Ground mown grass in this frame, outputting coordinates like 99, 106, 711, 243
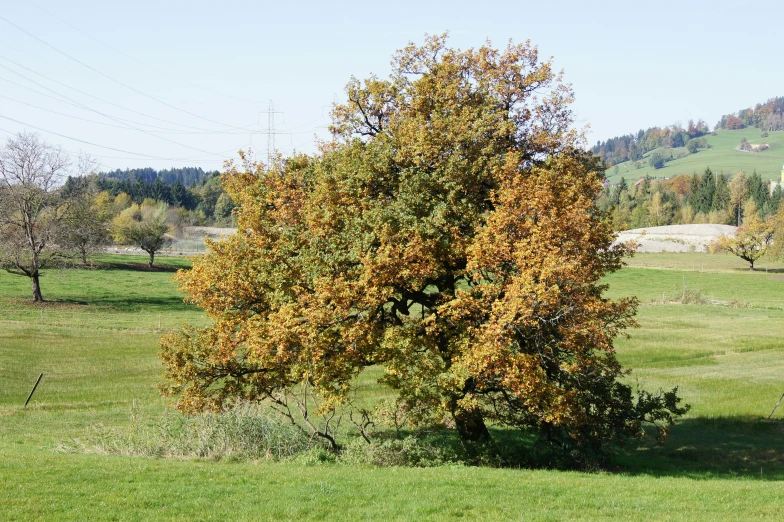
605, 128, 784, 183
1, 252, 784, 520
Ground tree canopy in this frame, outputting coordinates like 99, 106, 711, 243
161, 36, 686, 464
112, 202, 171, 267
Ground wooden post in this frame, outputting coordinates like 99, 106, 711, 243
24, 373, 44, 408
768, 393, 784, 419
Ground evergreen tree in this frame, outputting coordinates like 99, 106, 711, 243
712, 173, 731, 213
770, 184, 783, 216
170, 179, 191, 209
688, 173, 700, 202
694, 168, 715, 214
613, 177, 628, 206
748, 170, 769, 216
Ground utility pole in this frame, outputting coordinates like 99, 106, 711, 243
257, 101, 283, 167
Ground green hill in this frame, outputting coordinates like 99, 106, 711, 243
604, 128, 784, 183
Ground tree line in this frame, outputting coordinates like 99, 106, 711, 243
593, 119, 710, 166
99, 166, 214, 186
597, 168, 780, 231
715, 96, 784, 131
62, 169, 236, 226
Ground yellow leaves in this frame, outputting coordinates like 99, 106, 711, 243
159, 36, 661, 455
712, 210, 774, 269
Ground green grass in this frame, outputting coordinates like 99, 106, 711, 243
2, 253, 784, 520
605, 128, 784, 183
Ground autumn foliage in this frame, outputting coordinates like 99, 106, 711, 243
160, 35, 686, 463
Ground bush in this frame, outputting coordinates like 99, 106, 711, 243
649, 152, 666, 169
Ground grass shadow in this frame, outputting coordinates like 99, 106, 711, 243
615, 417, 784, 480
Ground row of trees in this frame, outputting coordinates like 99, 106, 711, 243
593, 120, 710, 166
63, 171, 236, 226
598, 169, 779, 231
0, 132, 208, 301
715, 96, 784, 131
100, 166, 213, 186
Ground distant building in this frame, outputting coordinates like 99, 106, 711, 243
770, 164, 784, 194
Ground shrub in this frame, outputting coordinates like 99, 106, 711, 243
63, 402, 316, 461
649, 152, 666, 169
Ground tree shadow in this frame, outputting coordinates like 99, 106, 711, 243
615, 417, 784, 480
96, 261, 181, 273
741, 267, 784, 274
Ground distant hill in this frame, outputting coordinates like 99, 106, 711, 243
597, 96, 784, 183
603, 128, 784, 183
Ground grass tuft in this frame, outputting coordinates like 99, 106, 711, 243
61, 402, 316, 461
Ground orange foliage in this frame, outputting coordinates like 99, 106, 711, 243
160, 35, 686, 460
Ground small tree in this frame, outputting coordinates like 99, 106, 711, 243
0, 132, 70, 301
711, 201, 773, 269
58, 159, 112, 265
112, 202, 170, 267
58, 193, 113, 264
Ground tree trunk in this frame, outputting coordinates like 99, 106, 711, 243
31, 273, 43, 302
148, 251, 154, 268
453, 406, 491, 444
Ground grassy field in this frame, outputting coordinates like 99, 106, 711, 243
2, 253, 784, 520
605, 128, 784, 183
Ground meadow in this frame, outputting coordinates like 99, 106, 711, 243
1, 252, 784, 520
604, 128, 784, 183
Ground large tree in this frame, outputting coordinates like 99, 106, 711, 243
161, 36, 685, 462
0, 132, 70, 301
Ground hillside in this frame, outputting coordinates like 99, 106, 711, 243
604, 128, 784, 183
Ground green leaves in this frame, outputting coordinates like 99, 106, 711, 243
161, 36, 686, 464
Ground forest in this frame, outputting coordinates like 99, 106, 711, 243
62, 166, 235, 226
597, 168, 780, 231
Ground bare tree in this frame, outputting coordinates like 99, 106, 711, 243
0, 132, 70, 301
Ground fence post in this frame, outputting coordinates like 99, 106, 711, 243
24, 373, 44, 407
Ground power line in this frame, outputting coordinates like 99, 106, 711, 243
0, 86, 250, 136
0, 113, 235, 161
0, 54, 255, 134
0, 92, 173, 133
25, 0, 266, 107
0, 13, 254, 131
0, 60, 231, 156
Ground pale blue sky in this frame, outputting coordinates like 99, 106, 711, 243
0, 0, 780, 172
